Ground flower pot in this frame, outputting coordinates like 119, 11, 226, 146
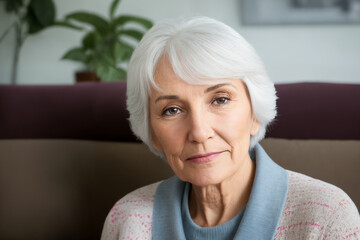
75, 71, 101, 83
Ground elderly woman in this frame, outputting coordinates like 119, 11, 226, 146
101, 17, 360, 239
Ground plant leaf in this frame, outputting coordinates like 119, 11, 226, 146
52, 21, 83, 30
109, 0, 121, 19
85, 54, 96, 68
30, 0, 55, 26
118, 29, 144, 41
66, 12, 110, 34
26, 6, 46, 34
82, 32, 96, 50
96, 62, 126, 81
114, 40, 134, 62
5, 0, 23, 13
82, 31, 103, 50
113, 41, 126, 62
113, 15, 153, 29
62, 47, 88, 63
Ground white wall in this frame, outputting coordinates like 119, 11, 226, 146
1, 0, 360, 85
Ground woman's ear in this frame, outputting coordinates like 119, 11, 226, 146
250, 118, 260, 136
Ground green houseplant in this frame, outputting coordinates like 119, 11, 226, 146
60, 0, 153, 82
0, 0, 59, 84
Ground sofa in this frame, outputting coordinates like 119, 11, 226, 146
0, 82, 359, 240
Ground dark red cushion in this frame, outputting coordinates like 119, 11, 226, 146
0, 82, 359, 141
266, 82, 360, 140
0, 82, 137, 141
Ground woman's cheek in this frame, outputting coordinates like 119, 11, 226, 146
219, 109, 252, 141
160, 120, 185, 152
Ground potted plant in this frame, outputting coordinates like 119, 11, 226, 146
0, 0, 62, 84
59, 0, 153, 82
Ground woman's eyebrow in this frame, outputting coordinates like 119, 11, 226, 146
155, 83, 236, 103
204, 83, 236, 93
155, 95, 179, 103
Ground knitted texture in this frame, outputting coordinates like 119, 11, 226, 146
275, 171, 360, 239
101, 171, 360, 240
101, 182, 160, 240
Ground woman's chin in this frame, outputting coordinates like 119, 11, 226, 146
183, 173, 224, 187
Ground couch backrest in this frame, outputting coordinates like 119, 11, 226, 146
1, 82, 359, 141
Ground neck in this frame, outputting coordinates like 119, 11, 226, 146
188, 155, 255, 227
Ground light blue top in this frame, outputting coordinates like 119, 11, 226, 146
182, 182, 246, 240
152, 144, 288, 240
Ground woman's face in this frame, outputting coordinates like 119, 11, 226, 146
149, 57, 259, 187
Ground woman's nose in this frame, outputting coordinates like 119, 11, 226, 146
187, 110, 214, 144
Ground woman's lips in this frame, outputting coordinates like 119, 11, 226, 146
186, 152, 223, 163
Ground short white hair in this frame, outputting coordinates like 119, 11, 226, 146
127, 16, 277, 158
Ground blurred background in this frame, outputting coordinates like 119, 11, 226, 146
1, 0, 360, 85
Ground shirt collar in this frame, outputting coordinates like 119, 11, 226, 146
152, 144, 288, 240
234, 144, 288, 239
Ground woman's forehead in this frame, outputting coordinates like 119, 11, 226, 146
154, 54, 217, 86
153, 55, 240, 89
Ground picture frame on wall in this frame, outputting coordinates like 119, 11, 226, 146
241, 0, 360, 25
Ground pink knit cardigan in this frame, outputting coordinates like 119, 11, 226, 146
101, 170, 360, 240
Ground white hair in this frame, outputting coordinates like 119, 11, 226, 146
127, 16, 277, 158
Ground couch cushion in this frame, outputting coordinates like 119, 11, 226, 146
0, 82, 136, 142
1, 82, 359, 141
0, 140, 172, 240
267, 82, 360, 140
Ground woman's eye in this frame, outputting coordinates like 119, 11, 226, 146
162, 107, 181, 116
212, 97, 229, 105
